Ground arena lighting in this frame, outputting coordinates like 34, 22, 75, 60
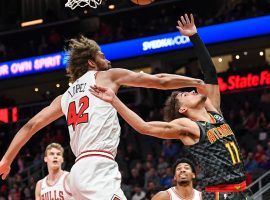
218, 58, 222, 62
21, 19, 43, 27
108, 4, 115, 9
56, 83, 60, 88
236, 55, 240, 59
34, 88, 39, 92
0, 108, 8, 123
12, 107, 18, 122
260, 51, 264, 56
133, 67, 152, 74
0, 107, 18, 123
218, 69, 270, 92
243, 51, 248, 55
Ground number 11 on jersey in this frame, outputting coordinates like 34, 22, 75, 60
225, 141, 241, 165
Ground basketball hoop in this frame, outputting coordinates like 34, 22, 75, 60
65, 0, 102, 10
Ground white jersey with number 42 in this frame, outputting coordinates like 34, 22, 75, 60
61, 71, 121, 157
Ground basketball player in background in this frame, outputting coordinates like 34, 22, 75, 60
89, 14, 253, 199
0, 35, 204, 199
152, 158, 202, 200
35, 143, 73, 200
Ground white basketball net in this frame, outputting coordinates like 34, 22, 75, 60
65, 0, 102, 9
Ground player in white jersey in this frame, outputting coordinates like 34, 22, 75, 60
35, 143, 73, 200
152, 158, 202, 200
0, 36, 204, 199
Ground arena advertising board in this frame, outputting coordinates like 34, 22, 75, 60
101, 14, 270, 60
0, 15, 270, 80
0, 52, 67, 80
218, 68, 270, 93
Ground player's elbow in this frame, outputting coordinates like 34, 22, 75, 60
25, 118, 43, 135
26, 122, 36, 134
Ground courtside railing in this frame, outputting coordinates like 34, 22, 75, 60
247, 170, 270, 200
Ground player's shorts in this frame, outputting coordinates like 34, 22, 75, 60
69, 150, 127, 200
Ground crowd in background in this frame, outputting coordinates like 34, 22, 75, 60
0, 0, 270, 62
1, 86, 270, 199
1, 0, 270, 199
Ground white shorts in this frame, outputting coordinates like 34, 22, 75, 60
69, 150, 127, 200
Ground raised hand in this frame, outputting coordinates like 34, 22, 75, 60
89, 85, 116, 103
0, 160, 11, 180
176, 14, 197, 37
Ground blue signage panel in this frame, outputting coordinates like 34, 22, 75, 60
0, 52, 67, 80
102, 15, 270, 60
0, 15, 270, 80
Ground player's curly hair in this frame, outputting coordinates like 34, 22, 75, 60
66, 35, 100, 83
164, 91, 185, 122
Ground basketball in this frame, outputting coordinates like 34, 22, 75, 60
130, 0, 155, 5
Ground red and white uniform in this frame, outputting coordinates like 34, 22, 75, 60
40, 171, 73, 200
61, 71, 126, 200
167, 187, 202, 200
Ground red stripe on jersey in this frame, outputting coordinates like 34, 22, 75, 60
76, 154, 114, 163
79, 149, 113, 156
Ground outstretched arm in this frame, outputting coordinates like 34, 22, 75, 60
0, 95, 64, 180
177, 14, 221, 113
103, 68, 204, 91
90, 85, 198, 139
